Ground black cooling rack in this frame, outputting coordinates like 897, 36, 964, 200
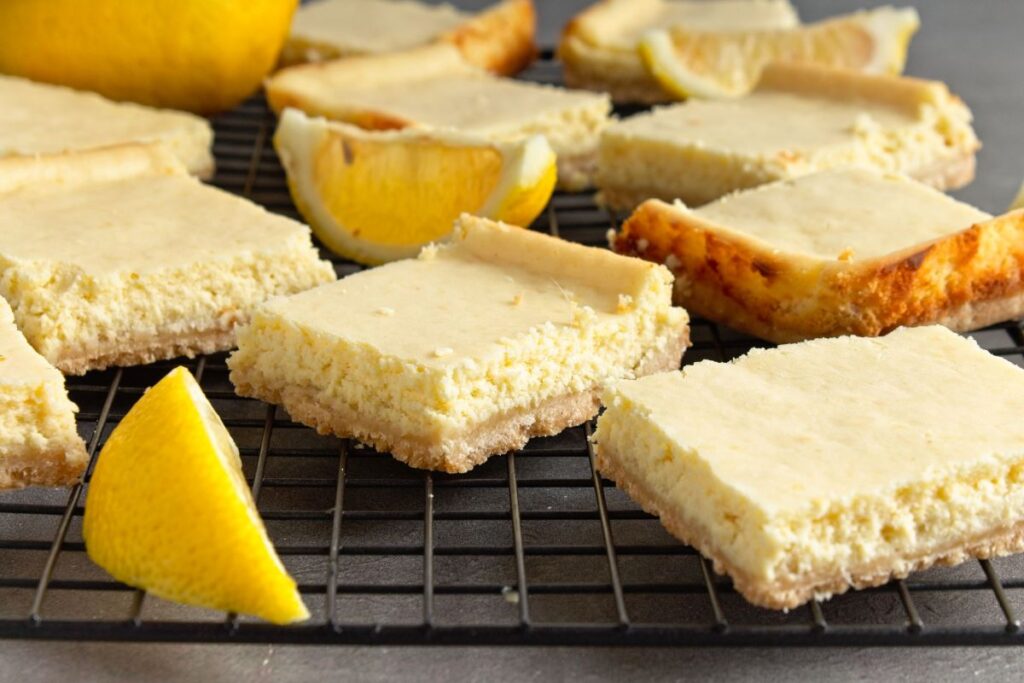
3, 52, 1024, 647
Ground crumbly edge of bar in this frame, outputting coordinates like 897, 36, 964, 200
232, 327, 689, 473
556, 150, 600, 192
52, 324, 239, 375
595, 440, 1024, 610
0, 438, 88, 490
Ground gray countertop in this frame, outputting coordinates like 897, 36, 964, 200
3, 1, 1024, 680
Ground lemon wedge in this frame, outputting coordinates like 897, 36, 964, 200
639, 6, 920, 99
82, 367, 308, 625
274, 108, 557, 265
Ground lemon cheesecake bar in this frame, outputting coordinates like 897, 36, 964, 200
597, 63, 980, 210
559, 0, 799, 103
0, 298, 87, 490
613, 168, 1023, 343
0, 144, 336, 375
267, 44, 611, 190
593, 326, 1024, 609
229, 215, 690, 473
0, 75, 214, 178
282, 0, 536, 76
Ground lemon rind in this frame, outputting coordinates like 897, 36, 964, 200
638, 5, 921, 101
274, 108, 556, 265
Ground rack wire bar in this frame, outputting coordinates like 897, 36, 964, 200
3, 51, 1024, 647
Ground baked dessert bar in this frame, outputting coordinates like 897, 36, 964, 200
597, 62, 980, 210
0, 297, 88, 490
229, 215, 690, 473
593, 325, 1024, 609
282, 0, 536, 76
0, 144, 336, 375
612, 168, 1022, 343
267, 44, 611, 190
559, 0, 798, 103
0, 75, 214, 179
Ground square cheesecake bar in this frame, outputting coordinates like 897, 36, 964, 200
282, 0, 536, 76
593, 326, 1024, 609
0, 75, 213, 178
0, 297, 87, 489
612, 168, 1022, 343
559, 0, 798, 104
229, 215, 690, 473
597, 62, 980, 210
0, 144, 336, 374
266, 43, 611, 190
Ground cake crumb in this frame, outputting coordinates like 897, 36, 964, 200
375, 307, 395, 317
664, 253, 682, 270
418, 243, 439, 261
432, 347, 454, 358
605, 228, 616, 247
837, 248, 856, 262
636, 238, 649, 252
510, 292, 525, 307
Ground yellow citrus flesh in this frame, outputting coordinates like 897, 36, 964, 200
275, 109, 557, 265
639, 7, 920, 99
82, 367, 308, 625
0, 0, 297, 114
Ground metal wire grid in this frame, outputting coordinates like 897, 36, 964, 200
3, 53, 1024, 646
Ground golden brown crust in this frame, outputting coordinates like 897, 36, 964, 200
595, 438, 1024, 610
614, 201, 1024, 343
232, 328, 689, 473
53, 322, 241, 376
441, 0, 537, 76
0, 439, 88, 490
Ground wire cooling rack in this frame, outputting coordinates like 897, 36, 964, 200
3, 52, 1024, 647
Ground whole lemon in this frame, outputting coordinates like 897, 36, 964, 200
0, 0, 298, 114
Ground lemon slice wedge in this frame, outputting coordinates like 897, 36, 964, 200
639, 6, 920, 99
274, 108, 557, 265
83, 367, 308, 625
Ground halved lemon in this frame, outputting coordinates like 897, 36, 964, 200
274, 108, 557, 265
639, 6, 920, 99
83, 367, 308, 625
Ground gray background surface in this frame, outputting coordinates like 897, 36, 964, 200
3, 1, 1024, 681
